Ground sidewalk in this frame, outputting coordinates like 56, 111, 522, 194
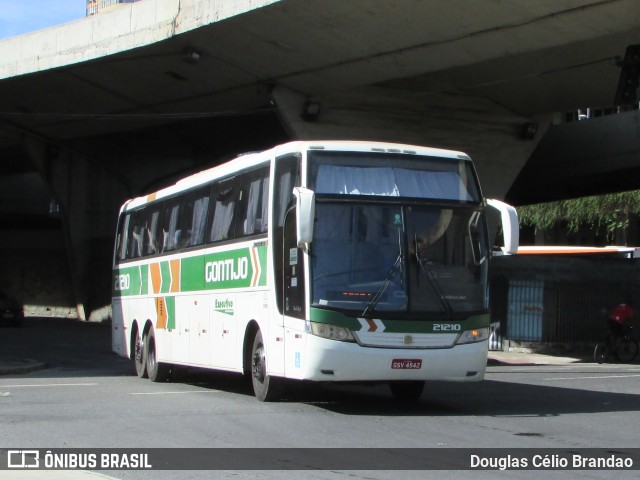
487, 350, 589, 366
0, 358, 48, 375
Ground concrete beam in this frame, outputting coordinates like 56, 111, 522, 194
0, 0, 281, 79
273, 84, 549, 199
509, 109, 640, 204
22, 136, 130, 320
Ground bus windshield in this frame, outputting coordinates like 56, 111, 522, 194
311, 202, 489, 318
309, 150, 480, 202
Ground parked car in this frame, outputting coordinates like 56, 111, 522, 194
0, 291, 23, 327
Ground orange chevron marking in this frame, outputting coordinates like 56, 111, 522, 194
155, 297, 167, 329
366, 318, 377, 332
250, 247, 260, 287
170, 259, 180, 293
150, 262, 161, 295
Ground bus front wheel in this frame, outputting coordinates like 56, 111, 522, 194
251, 330, 283, 402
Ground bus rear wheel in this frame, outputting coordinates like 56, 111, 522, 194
389, 381, 425, 401
133, 327, 147, 378
251, 330, 283, 402
145, 327, 170, 382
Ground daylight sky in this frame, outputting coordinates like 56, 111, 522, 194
0, 1, 86, 40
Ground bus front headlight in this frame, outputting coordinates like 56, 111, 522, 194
311, 323, 355, 342
456, 327, 490, 345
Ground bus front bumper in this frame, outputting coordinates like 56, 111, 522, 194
285, 334, 488, 383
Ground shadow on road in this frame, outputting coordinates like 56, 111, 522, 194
2, 317, 640, 420
0, 317, 131, 377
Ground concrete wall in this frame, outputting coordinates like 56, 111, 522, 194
16, 112, 289, 320
0, 229, 76, 318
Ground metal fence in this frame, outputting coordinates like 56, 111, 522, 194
86, 0, 139, 16
489, 255, 640, 350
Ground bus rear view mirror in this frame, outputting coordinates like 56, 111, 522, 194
293, 187, 315, 247
486, 198, 519, 255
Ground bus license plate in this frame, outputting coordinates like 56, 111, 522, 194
391, 359, 422, 369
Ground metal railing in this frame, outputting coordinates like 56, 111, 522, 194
86, 0, 140, 16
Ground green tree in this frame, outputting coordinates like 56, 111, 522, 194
518, 191, 640, 244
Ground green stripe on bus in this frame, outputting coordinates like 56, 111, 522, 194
182, 245, 268, 291
165, 296, 176, 330
181, 255, 205, 292
140, 265, 148, 295
160, 261, 171, 294
308, 308, 361, 330
114, 245, 268, 297
113, 266, 142, 297
202, 248, 253, 290
309, 308, 490, 333
379, 314, 490, 333
258, 246, 267, 286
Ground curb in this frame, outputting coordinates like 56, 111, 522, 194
0, 359, 49, 375
487, 357, 536, 367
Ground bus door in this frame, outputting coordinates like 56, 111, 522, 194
281, 206, 307, 376
273, 153, 302, 375
283, 208, 306, 323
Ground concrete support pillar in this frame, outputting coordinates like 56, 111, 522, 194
23, 136, 130, 321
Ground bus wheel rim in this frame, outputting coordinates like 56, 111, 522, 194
252, 347, 266, 384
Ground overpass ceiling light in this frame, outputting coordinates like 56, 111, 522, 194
182, 47, 202, 65
520, 122, 538, 140
301, 101, 321, 121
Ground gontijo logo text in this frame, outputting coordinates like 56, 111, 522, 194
205, 257, 248, 283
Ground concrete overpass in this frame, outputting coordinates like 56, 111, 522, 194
0, 0, 638, 319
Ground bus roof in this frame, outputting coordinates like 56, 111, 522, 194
121, 140, 472, 211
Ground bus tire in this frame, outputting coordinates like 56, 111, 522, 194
251, 329, 283, 402
389, 381, 425, 401
145, 327, 170, 382
133, 325, 147, 378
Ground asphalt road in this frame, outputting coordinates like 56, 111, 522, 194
2, 319, 640, 480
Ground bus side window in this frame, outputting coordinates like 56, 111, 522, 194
238, 166, 269, 237
117, 213, 131, 261
176, 196, 194, 249
162, 203, 180, 252
209, 179, 237, 243
145, 208, 161, 256
183, 187, 210, 248
128, 210, 146, 259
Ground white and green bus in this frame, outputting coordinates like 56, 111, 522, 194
112, 140, 517, 401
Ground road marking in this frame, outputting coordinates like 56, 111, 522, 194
0, 392, 10, 396
0, 383, 98, 388
130, 390, 220, 395
544, 374, 640, 381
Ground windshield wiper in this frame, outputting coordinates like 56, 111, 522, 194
414, 233, 453, 319
361, 229, 403, 318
